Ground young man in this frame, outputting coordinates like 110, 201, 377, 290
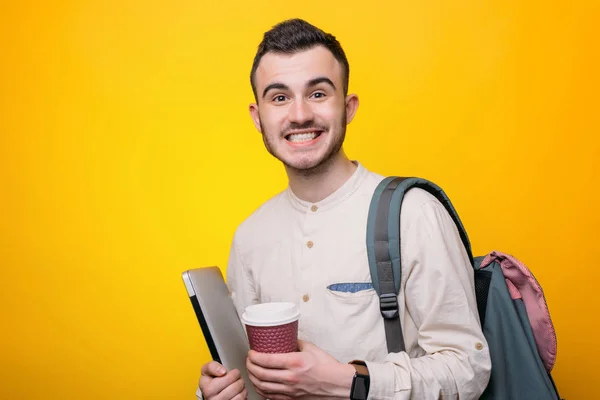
197, 19, 491, 400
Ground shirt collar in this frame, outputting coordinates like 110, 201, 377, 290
286, 161, 369, 213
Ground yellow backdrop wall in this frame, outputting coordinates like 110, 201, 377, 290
1, 0, 597, 398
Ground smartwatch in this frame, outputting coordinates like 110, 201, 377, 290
349, 360, 370, 400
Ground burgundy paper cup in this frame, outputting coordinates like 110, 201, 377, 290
241, 302, 300, 353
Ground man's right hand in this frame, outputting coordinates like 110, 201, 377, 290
199, 361, 248, 400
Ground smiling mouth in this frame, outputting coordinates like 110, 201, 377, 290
285, 131, 323, 143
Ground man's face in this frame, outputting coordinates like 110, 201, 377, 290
249, 45, 358, 174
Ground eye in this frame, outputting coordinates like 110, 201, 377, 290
311, 92, 326, 99
273, 95, 287, 103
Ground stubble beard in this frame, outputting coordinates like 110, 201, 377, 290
260, 110, 347, 178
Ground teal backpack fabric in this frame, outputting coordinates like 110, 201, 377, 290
366, 176, 561, 399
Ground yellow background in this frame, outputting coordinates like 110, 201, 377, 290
1, 0, 598, 398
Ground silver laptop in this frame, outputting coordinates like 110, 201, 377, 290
182, 267, 261, 399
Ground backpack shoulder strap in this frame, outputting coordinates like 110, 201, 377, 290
366, 176, 474, 353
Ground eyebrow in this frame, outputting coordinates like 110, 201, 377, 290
261, 76, 337, 99
262, 83, 289, 99
307, 76, 336, 91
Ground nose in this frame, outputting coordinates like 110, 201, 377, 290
288, 98, 314, 124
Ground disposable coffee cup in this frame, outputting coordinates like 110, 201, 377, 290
241, 302, 300, 353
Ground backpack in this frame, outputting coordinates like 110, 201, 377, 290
366, 176, 562, 399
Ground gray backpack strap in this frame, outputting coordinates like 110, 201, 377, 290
367, 176, 474, 354
366, 177, 407, 353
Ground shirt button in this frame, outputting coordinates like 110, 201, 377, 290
306, 240, 314, 248
302, 294, 310, 302
475, 342, 484, 351
311, 205, 318, 212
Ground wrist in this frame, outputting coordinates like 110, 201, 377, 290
322, 362, 356, 398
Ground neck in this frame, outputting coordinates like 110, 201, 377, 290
285, 151, 357, 203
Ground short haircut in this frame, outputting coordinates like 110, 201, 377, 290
250, 18, 350, 102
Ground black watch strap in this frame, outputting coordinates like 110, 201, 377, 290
349, 360, 370, 400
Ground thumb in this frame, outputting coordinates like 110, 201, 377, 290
297, 339, 314, 352
202, 361, 227, 377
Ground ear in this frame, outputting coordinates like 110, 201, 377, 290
344, 94, 359, 124
249, 103, 262, 133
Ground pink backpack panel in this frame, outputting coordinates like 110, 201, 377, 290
481, 250, 557, 372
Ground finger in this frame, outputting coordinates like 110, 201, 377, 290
246, 358, 295, 385
198, 375, 212, 392
253, 387, 292, 400
247, 370, 259, 387
247, 371, 267, 397
252, 379, 294, 397
247, 370, 294, 397
254, 387, 269, 399
296, 340, 313, 351
231, 386, 248, 400
214, 377, 245, 400
201, 369, 241, 398
254, 385, 294, 400
248, 350, 300, 369
265, 394, 293, 400
202, 361, 227, 377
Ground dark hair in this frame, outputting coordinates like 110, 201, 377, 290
250, 18, 350, 102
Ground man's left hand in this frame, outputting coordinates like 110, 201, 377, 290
246, 340, 356, 399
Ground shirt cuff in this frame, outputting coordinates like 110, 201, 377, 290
196, 386, 203, 400
364, 360, 395, 400
365, 352, 413, 400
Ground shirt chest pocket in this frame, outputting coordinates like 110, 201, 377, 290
326, 282, 375, 298
321, 280, 382, 359
324, 280, 378, 318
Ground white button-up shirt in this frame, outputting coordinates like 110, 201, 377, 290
213, 162, 491, 399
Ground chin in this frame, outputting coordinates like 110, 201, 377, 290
283, 154, 338, 175
268, 138, 342, 174
282, 152, 323, 168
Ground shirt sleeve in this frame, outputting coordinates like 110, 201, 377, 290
365, 199, 492, 400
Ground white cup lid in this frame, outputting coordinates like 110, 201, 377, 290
241, 302, 300, 327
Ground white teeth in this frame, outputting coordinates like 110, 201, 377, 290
287, 132, 318, 143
